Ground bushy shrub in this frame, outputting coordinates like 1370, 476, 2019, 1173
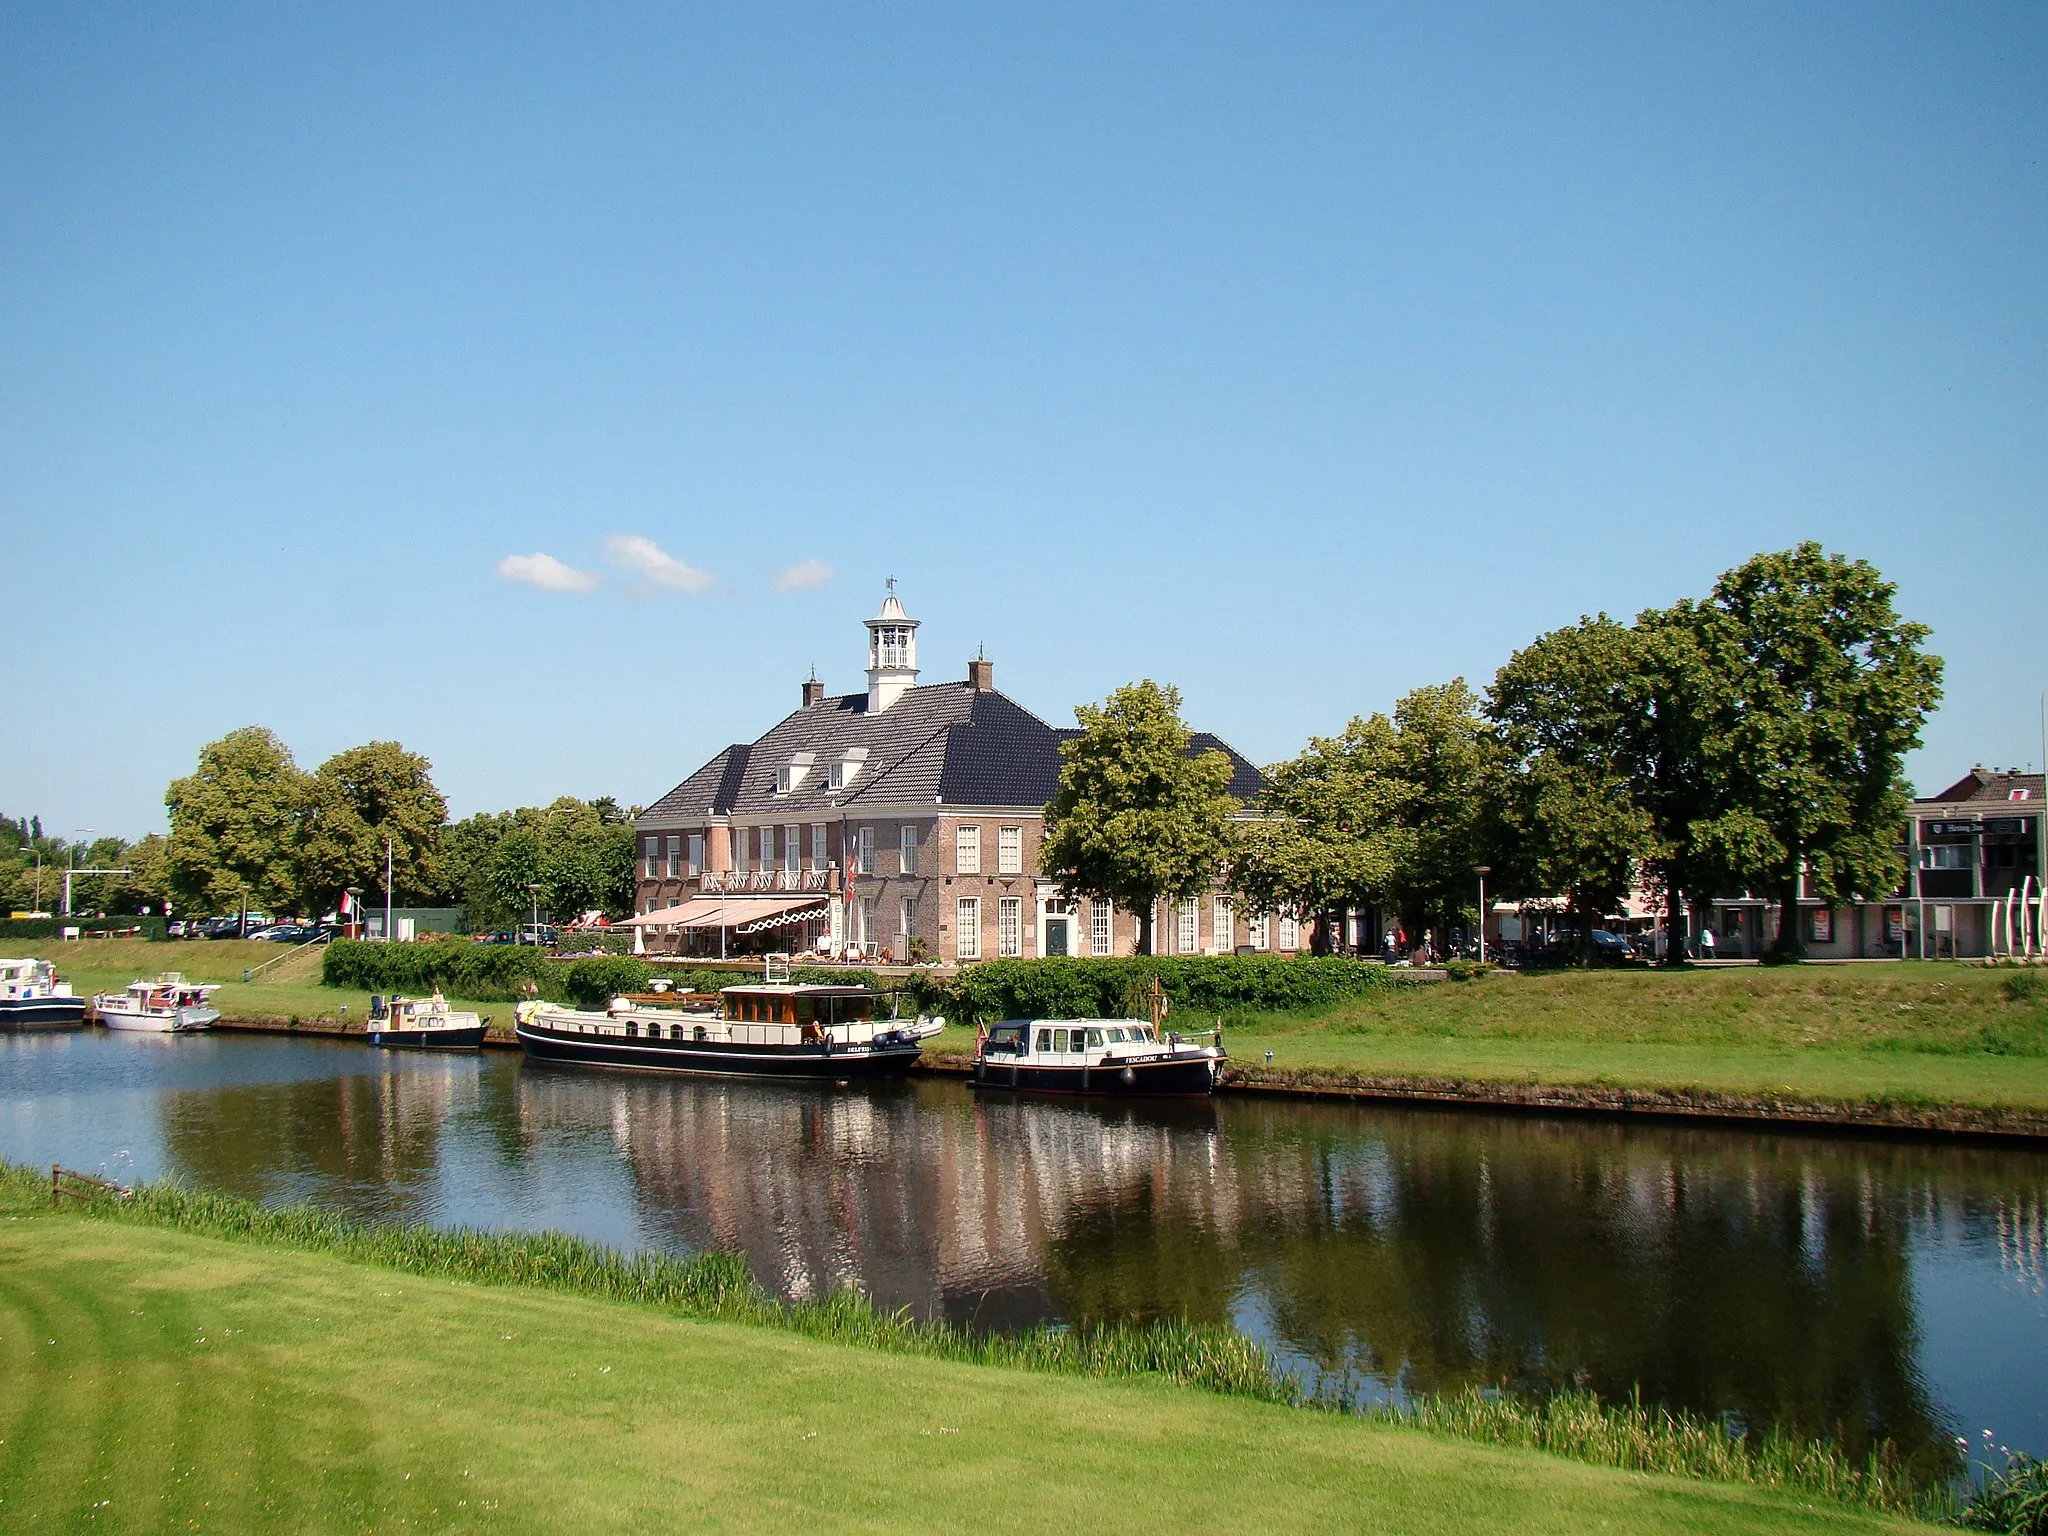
900, 955, 1400, 1026
0, 916, 169, 941
563, 957, 653, 1008
2005, 969, 2044, 1005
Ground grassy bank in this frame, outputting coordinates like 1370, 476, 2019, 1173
0, 1165, 1935, 1534
13, 937, 508, 1026
927, 963, 2048, 1113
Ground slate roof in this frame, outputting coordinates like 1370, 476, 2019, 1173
638, 683, 1265, 828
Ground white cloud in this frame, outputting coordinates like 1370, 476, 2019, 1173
496, 552, 602, 593
605, 534, 715, 594
773, 559, 836, 593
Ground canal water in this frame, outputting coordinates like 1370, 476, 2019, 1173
4, 1030, 2044, 1480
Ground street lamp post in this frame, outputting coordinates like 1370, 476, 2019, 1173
1475, 866, 1491, 965
63, 829, 92, 918
528, 883, 544, 945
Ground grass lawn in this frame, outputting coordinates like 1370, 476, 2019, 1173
15, 937, 509, 1027
929, 962, 2048, 1111
0, 1185, 1931, 1536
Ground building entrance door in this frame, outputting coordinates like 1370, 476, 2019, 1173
1044, 916, 1070, 956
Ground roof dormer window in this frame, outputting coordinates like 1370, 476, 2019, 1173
827, 747, 868, 791
776, 752, 816, 795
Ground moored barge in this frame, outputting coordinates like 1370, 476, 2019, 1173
512, 962, 940, 1082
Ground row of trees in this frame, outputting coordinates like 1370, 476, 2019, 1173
0, 816, 169, 918
1042, 544, 1944, 962
9, 729, 637, 928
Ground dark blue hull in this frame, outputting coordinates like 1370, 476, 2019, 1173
0, 996, 88, 1030
367, 1025, 487, 1050
514, 1020, 922, 1082
969, 1054, 1221, 1097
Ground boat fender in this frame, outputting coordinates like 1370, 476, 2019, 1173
1120, 1066, 1136, 1086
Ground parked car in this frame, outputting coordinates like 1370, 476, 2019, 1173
249, 923, 321, 943
1589, 929, 1636, 964
205, 914, 267, 939
471, 931, 517, 946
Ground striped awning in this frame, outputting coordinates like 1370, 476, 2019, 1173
622, 895, 829, 930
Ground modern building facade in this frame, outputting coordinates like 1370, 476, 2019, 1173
1704, 767, 2043, 960
630, 591, 1269, 963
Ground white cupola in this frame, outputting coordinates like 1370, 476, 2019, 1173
864, 582, 920, 712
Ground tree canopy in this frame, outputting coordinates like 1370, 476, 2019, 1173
1040, 680, 1241, 955
1688, 544, 1943, 959
165, 727, 306, 917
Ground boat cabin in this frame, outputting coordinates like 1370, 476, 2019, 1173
982, 1020, 1162, 1061
721, 985, 877, 1027
0, 959, 64, 999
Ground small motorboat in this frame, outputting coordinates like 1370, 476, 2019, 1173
95, 974, 221, 1033
366, 993, 488, 1050
0, 958, 88, 1030
969, 1019, 1225, 1096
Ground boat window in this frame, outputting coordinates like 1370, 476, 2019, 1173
1086, 1028, 1104, 1049
648, 1023, 663, 1041
1035, 1029, 1054, 1053
793, 996, 816, 1025
987, 1024, 1025, 1055
1053, 1027, 1070, 1053
694, 1024, 708, 1042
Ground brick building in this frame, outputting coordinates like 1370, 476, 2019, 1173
629, 590, 1269, 963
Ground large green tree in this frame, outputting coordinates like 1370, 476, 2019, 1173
1231, 714, 1406, 930
1040, 681, 1241, 955
443, 798, 637, 929
1488, 613, 1715, 962
1687, 544, 1943, 961
165, 728, 307, 918
296, 741, 448, 917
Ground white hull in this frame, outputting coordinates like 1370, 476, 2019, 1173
98, 1004, 218, 1033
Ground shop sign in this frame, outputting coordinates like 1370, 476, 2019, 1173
1924, 820, 1983, 837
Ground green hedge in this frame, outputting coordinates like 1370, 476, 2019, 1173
899, 955, 1401, 1026
0, 916, 168, 941
322, 939, 560, 1001
322, 940, 881, 1005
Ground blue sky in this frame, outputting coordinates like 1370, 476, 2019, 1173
3, 3, 2042, 838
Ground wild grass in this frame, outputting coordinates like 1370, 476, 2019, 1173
1952, 1451, 2048, 1533
1366, 1384, 1923, 1516
1, 1157, 1942, 1516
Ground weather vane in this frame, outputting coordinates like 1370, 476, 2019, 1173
886, 575, 897, 593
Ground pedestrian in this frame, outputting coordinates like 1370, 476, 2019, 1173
1699, 925, 1717, 961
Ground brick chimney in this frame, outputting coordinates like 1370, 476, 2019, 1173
802, 677, 825, 707
967, 655, 993, 691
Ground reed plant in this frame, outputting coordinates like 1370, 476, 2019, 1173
1364, 1384, 1923, 1515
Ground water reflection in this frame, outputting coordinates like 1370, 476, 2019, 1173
3, 1031, 2045, 1477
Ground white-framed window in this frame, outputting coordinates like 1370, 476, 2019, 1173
856, 826, 875, 875
687, 833, 704, 876
1090, 900, 1113, 957
660, 835, 676, 878
784, 826, 800, 874
1248, 914, 1269, 951
998, 826, 1023, 874
811, 824, 827, 866
1212, 897, 1233, 953
644, 836, 659, 878
998, 896, 1023, 957
731, 832, 747, 875
956, 825, 981, 875
760, 826, 776, 870
956, 897, 981, 960
857, 897, 877, 952
900, 825, 917, 873
899, 896, 917, 944
1177, 898, 1199, 954
1277, 915, 1301, 950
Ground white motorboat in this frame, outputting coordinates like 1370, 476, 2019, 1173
94, 974, 222, 1033
0, 958, 87, 1030
366, 993, 487, 1050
